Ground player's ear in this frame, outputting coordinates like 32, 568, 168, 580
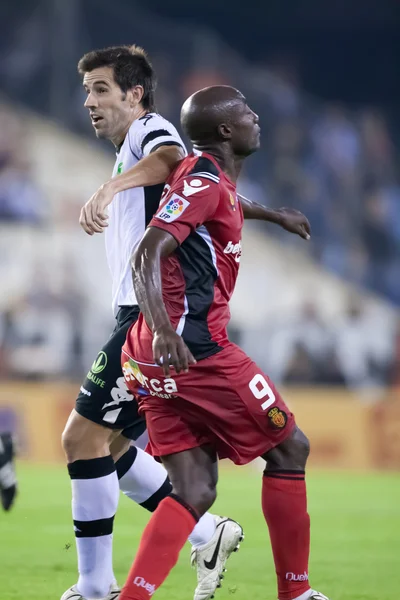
218, 123, 232, 140
127, 85, 144, 107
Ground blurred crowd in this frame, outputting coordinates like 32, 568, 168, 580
255, 64, 400, 305
239, 298, 400, 391
0, 261, 87, 381
0, 108, 46, 224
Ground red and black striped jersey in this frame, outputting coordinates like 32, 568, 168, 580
132, 151, 243, 361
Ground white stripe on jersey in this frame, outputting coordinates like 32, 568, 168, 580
176, 295, 189, 336
196, 225, 219, 274
188, 171, 220, 183
142, 135, 183, 154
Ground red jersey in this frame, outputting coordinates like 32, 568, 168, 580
130, 151, 243, 362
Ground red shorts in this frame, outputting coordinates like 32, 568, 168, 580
121, 342, 295, 465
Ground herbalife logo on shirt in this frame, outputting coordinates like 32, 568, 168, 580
86, 351, 108, 389
91, 351, 108, 374
117, 162, 123, 174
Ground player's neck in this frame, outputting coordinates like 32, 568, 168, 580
110, 106, 149, 149
194, 145, 243, 183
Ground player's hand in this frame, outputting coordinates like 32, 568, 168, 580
152, 325, 197, 377
276, 207, 311, 240
79, 182, 115, 235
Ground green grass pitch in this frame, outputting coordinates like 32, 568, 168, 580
0, 464, 399, 599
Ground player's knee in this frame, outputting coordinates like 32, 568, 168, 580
191, 484, 216, 515
263, 426, 310, 471
62, 411, 112, 463
282, 427, 310, 469
61, 424, 90, 463
289, 428, 310, 467
61, 423, 78, 461
175, 481, 217, 516
196, 482, 217, 515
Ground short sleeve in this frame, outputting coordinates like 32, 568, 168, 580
149, 176, 220, 245
128, 114, 186, 158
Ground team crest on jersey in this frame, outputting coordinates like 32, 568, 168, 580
155, 193, 190, 223
267, 407, 287, 429
229, 193, 236, 211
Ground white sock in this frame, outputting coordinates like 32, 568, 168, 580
117, 446, 170, 506
189, 511, 217, 548
68, 455, 119, 599
116, 446, 217, 547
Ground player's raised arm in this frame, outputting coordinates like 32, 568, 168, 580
111, 144, 185, 192
80, 144, 185, 235
238, 194, 311, 240
80, 145, 184, 234
131, 227, 196, 377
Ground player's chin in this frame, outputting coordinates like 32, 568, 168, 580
92, 122, 107, 138
94, 128, 107, 139
247, 140, 260, 155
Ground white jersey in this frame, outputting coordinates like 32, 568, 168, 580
105, 113, 186, 315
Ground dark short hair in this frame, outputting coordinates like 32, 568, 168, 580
78, 45, 156, 111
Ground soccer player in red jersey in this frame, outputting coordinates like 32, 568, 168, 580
120, 85, 329, 600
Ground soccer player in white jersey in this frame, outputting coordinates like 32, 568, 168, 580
61, 46, 245, 600
61, 45, 311, 600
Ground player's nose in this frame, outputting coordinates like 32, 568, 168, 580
84, 91, 98, 109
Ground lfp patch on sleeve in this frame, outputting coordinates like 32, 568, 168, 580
155, 193, 190, 223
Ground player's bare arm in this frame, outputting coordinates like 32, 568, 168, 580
238, 194, 311, 240
80, 144, 185, 235
131, 226, 196, 376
